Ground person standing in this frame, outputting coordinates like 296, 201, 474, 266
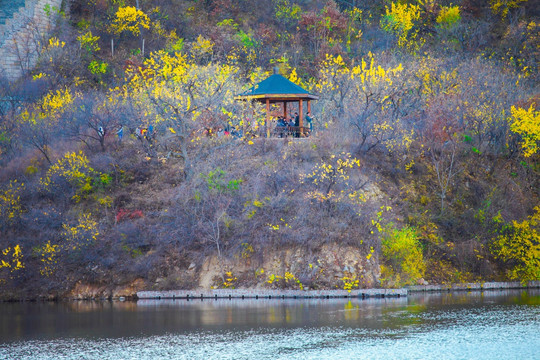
288, 117, 295, 127
306, 112, 313, 132
294, 112, 300, 138
116, 126, 124, 143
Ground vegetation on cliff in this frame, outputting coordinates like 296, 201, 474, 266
0, 0, 538, 298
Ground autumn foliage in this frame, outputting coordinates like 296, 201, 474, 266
0, 0, 538, 298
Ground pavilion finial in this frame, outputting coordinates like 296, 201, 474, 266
273, 66, 280, 75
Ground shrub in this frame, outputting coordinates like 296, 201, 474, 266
110, 6, 150, 36
509, 104, 540, 158
62, 212, 99, 249
0, 245, 25, 283
33, 241, 60, 277
436, 6, 461, 29
381, 224, 426, 286
380, 2, 423, 51
491, 207, 540, 281
0, 180, 25, 226
40, 151, 111, 202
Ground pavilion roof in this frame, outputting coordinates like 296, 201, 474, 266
236, 73, 318, 101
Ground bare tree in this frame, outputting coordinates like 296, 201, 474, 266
63, 92, 124, 151
429, 138, 460, 215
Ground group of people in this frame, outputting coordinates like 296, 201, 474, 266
203, 125, 243, 138
135, 125, 154, 142
275, 112, 314, 137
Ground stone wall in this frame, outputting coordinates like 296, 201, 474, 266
0, 0, 64, 81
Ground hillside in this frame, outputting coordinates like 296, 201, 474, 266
0, 0, 538, 300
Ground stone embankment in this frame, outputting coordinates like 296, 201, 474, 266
137, 281, 540, 300
137, 288, 407, 300
0, 0, 63, 81
407, 280, 540, 292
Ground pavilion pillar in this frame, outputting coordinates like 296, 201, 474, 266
283, 101, 287, 119
307, 100, 311, 114
299, 100, 304, 136
266, 98, 270, 138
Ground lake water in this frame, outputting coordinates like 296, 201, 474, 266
1, 290, 539, 359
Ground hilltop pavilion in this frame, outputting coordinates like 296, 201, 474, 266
235, 68, 318, 137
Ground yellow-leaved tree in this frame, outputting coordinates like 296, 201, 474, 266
32, 212, 99, 278
127, 50, 246, 177
300, 152, 365, 211
316, 53, 414, 153
0, 245, 24, 284
19, 88, 76, 164
380, 225, 426, 287
0, 180, 25, 228
380, 2, 424, 53
510, 104, 540, 158
40, 151, 110, 203
110, 6, 150, 36
492, 207, 540, 281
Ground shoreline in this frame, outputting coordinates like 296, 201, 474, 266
1, 281, 538, 302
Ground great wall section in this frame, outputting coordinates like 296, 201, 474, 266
0, 0, 64, 81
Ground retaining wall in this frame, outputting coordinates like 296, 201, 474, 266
407, 280, 540, 292
137, 281, 540, 300
0, 0, 63, 81
137, 288, 407, 300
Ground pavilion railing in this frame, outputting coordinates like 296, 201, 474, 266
272, 126, 311, 138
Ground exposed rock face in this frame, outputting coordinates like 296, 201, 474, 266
197, 243, 379, 290
66, 244, 379, 299
68, 278, 146, 300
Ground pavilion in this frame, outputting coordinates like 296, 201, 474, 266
235, 68, 318, 137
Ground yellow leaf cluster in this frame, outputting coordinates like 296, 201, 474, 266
490, 0, 528, 19
381, 2, 423, 51
303, 152, 360, 183
492, 206, 540, 281
39, 88, 75, 120
40, 151, 92, 190
0, 245, 24, 274
301, 153, 366, 208
510, 104, 540, 157
128, 50, 241, 131
317, 53, 403, 93
110, 6, 150, 36
223, 271, 238, 288
77, 31, 100, 53
47, 37, 65, 50
381, 225, 425, 286
35, 240, 59, 277
341, 275, 359, 292
267, 271, 304, 290
62, 212, 99, 249
436, 5, 461, 29
0, 180, 24, 221
191, 35, 214, 59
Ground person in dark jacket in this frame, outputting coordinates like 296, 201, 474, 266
294, 112, 300, 137
305, 112, 313, 132
288, 117, 295, 127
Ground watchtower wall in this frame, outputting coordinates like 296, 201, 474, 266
0, 0, 64, 81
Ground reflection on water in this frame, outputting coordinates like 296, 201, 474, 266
0, 289, 539, 359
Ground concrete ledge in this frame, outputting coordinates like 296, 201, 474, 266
137, 281, 540, 300
408, 281, 540, 293
137, 288, 407, 300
